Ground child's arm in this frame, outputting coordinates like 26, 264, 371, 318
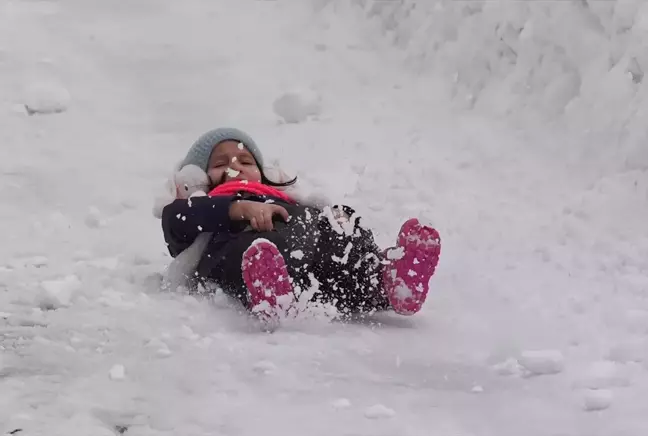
161, 196, 235, 255
161, 196, 291, 256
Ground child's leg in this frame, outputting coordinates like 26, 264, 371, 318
208, 230, 291, 307
204, 204, 320, 312
310, 207, 442, 316
241, 237, 295, 320
311, 206, 391, 315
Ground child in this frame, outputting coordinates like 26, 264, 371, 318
158, 127, 441, 321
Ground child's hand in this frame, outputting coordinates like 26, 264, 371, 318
229, 200, 290, 232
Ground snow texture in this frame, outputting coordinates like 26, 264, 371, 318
392, 282, 413, 301
23, 81, 71, 115
331, 398, 352, 409
1, 0, 647, 435
517, 349, 565, 376
109, 364, 126, 381
583, 389, 613, 412
272, 88, 322, 124
364, 404, 396, 420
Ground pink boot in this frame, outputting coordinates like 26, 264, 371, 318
241, 238, 295, 322
383, 218, 441, 315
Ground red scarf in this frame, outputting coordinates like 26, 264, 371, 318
208, 180, 296, 204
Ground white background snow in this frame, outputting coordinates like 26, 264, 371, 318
1, 0, 647, 434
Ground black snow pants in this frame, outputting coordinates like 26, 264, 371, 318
200, 203, 391, 315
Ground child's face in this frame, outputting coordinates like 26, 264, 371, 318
207, 140, 262, 186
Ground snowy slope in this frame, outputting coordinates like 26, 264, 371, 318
332, 0, 648, 177
1, 0, 647, 435
339, 1, 647, 126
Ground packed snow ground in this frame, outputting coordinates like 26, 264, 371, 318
1, 0, 647, 435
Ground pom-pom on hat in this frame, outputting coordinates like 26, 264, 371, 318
181, 127, 264, 172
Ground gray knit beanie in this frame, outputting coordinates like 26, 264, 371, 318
180, 127, 263, 172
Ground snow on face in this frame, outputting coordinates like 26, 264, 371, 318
207, 140, 261, 184
225, 167, 240, 178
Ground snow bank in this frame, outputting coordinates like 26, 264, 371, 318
320, 0, 648, 169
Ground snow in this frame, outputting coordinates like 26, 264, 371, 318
583, 389, 614, 412
144, 338, 171, 358
331, 242, 353, 264
85, 206, 107, 228
38, 274, 82, 309
577, 360, 632, 390
331, 398, 352, 409
225, 167, 240, 178
392, 282, 413, 301
1, 0, 647, 435
364, 404, 396, 420
272, 88, 322, 124
23, 81, 71, 115
252, 360, 277, 375
109, 364, 126, 381
517, 349, 565, 376
386, 246, 405, 260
